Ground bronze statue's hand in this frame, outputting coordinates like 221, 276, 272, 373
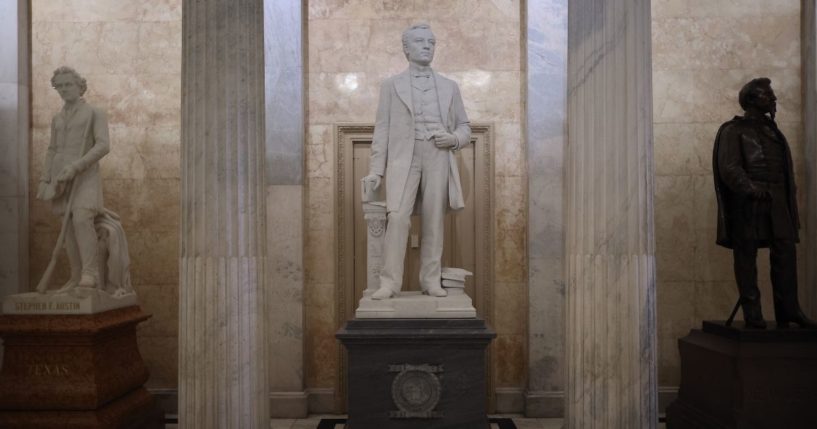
57, 164, 79, 182
749, 189, 771, 200
433, 132, 457, 149
363, 174, 382, 191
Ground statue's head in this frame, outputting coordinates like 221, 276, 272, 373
739, 77, 777, 118
402, 23, 435, 66
51, 66, 87, 103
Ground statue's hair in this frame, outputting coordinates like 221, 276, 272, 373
402, 23, 433, 46
738, 77, 772, 111
51, 66, 87, 96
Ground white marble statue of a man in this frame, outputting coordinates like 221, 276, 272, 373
362, 24, 471, 300
37, 66, 110, 290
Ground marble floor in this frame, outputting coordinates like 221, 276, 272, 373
269, 416, 563, 429
167, 415, 668, 428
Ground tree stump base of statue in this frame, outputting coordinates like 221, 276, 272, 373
666, 321, 817, 429
336, 318, 495, 429
0, 305, 163, 429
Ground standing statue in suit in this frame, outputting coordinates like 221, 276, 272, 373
362, 23, 471, 300
713, 77, 815, 329
37, 66, 110, 291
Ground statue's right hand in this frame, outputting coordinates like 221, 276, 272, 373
362, 174, 382, 191
749, 188, 771, 200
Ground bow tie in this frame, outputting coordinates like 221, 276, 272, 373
414, 74, 431, 78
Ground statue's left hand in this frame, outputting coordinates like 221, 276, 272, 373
57, 164, 79, 182
433, 132, 457, 149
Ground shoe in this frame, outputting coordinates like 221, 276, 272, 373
742, 301, 766, 329
778, 310, 817, 329
78, 273, 96, 288
424, 287, 447, 297
371, 287, 394, 300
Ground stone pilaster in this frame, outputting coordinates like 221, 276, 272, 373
264, 0, 306, 417
565, 0, 657, 427
525, 0, 568, 417
0, 0, 29, 299
179, 0, 269, 427
802, 0, 817, 318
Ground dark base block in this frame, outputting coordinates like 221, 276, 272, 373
336, 318, 495, 429
666, 321, 817, 429
0, 387, 163, 429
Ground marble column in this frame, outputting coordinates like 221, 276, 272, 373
565, 0, 657, 427
264, 0, 307, 418
525, 0, 568, 417
0, 0, 29, 300
802, 0, 817, 318
179, 0, 269, 427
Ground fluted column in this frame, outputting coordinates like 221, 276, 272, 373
565, 0, 657, 427
179, 1, 268, 427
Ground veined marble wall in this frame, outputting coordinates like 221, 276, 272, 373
305, 0, 527, 406
652, 0, 804, 393
29, 0, 182, 390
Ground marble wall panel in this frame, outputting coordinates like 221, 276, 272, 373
265, 0, 303, 185
653, 0, 799, 19
308, 0, 520, 22
30, 0, 182, 390
267, 185, 306, 392
657, 281, 695, 386
305, 0, 526, 405
655, 176, 695, 283
652, 0, 803, 396
653, 15, 800, 71
493, 282, 527, 335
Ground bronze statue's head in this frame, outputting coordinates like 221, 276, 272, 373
402, 23, 435, 66
739, 77, 777, 118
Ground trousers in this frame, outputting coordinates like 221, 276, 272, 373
379, 138, 449, 292
62, 207, 99, 282
733, 238, 799, 321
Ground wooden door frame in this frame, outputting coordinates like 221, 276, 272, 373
333, 123, 495, 412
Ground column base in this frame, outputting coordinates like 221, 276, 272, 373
666, 321, 817, 429
270, 391, 308, 418
336, 318, 495, 429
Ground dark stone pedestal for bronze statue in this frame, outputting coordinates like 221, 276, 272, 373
0, 306, 163, 428
336, 318, 495, 429
666, 321, 817, 429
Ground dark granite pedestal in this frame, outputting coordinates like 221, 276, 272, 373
336, 318, 495, 429
666, 321, 817, 429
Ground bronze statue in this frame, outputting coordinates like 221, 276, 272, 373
713, 77, 815, 329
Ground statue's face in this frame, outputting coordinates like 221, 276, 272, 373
403, 28, 435, 66
53, 74, 81, 103
753, 85, 777, 116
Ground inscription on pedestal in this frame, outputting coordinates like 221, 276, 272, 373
15, 301, 81, 312
28, 364, 70, 377
388, 364, 443, 419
